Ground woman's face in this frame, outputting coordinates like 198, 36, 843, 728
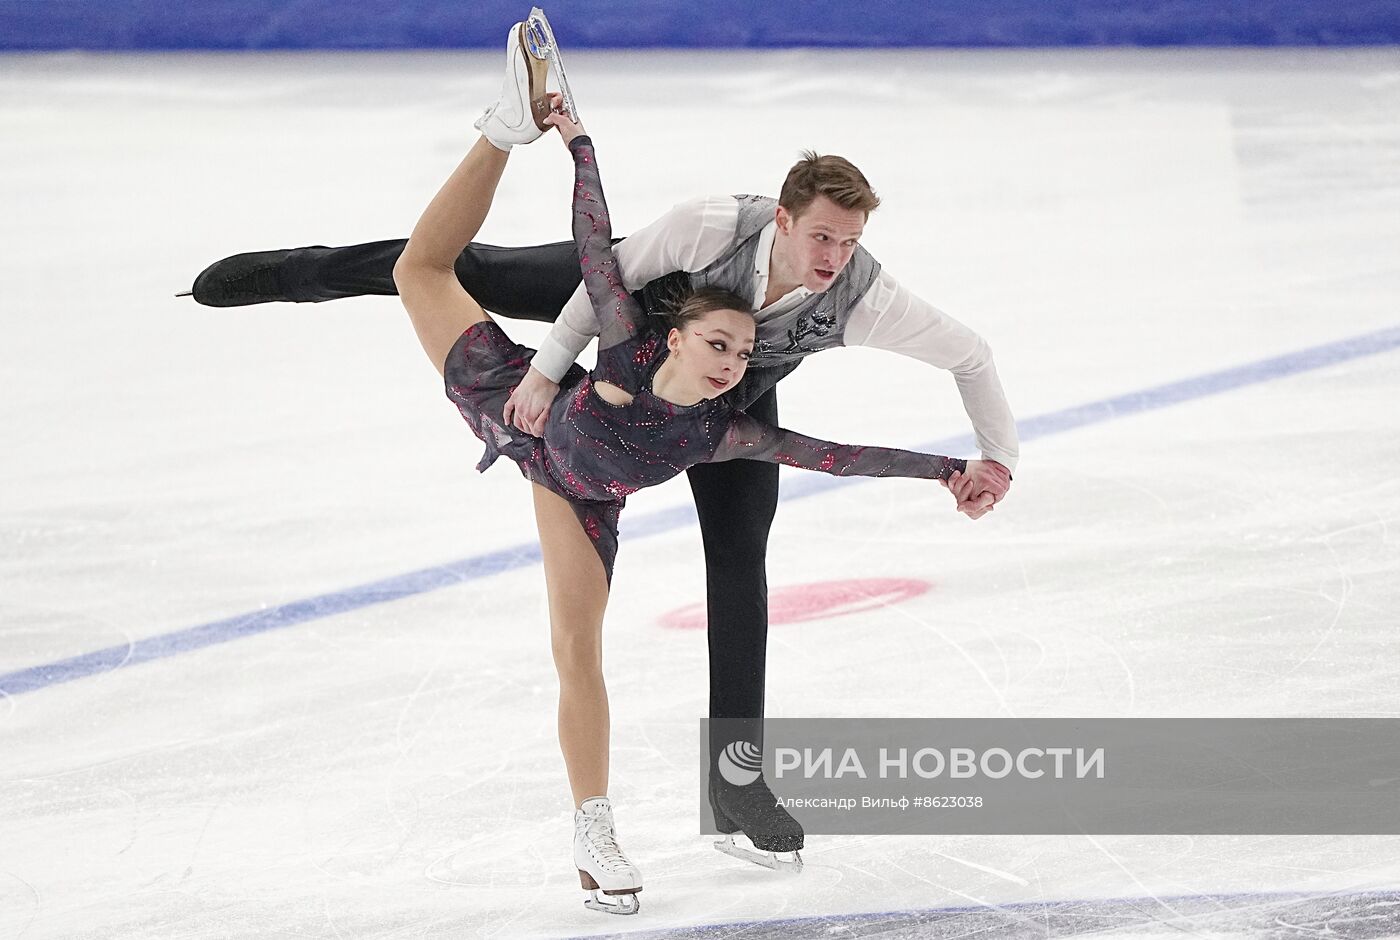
667, 308, 755, 400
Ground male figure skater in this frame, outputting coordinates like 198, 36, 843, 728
182, 24, 1017, 869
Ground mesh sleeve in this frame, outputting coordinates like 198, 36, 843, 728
710, 413, 967, 481
569, 136, 645, 353
726, 361, 801, 413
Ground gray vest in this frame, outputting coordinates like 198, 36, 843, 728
654, 195, 881, 370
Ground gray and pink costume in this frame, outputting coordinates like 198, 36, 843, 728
443, 136, 966, 581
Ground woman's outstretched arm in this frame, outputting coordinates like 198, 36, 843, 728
710, 414, 1010, 518
393, 136, 509, 377
544, 112, 647, 353
709, 413, 1010, 493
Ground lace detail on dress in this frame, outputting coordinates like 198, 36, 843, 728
569, 136, 645, 368
711, 413, 966, 481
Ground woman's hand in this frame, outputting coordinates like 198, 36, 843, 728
542, 93, 586, 146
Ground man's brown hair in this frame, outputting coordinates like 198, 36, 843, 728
778, 151, 881, 219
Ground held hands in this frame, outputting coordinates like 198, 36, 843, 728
542, 93, 585, 145
939, 459, 1012, 521
502, 366, 561, 437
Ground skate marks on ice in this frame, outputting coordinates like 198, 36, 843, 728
0, 871, 41, 940
569, 889, 1400, 939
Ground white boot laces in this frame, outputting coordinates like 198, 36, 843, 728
581, 813, 630, 872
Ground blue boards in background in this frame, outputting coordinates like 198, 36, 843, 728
3, 0, 1400, 51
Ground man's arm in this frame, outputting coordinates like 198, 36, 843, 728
845, 271, 1020, 477
504, 195, 737, 434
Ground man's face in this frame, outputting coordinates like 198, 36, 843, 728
774, 195, 867, 294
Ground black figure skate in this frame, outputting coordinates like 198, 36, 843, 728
710, 773, 805, 873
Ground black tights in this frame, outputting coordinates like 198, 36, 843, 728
279, 239, 777, 756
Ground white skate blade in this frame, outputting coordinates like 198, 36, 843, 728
583, 889, 640, 914
525, 7, 579, 121
713, 834, 804, 873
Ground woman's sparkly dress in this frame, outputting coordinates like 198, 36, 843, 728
443, 136, 967, 580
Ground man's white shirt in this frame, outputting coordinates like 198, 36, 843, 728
530, 195, 1020, 472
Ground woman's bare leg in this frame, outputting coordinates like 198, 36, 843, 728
532, 483, 612, 807
393, 136, 511, 376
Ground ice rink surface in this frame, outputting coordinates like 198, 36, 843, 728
3, 45, 1400, 938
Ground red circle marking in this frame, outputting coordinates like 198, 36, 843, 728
659, 578, 931, 630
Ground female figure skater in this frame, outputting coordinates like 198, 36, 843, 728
392, 38, 1009, 916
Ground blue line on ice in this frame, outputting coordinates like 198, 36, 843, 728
5, 323, 1399, 697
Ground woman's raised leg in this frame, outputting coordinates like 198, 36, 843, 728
393, 136, 510, 376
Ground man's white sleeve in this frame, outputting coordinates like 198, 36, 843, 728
845, 270, 1020, 473
530, 196, 736, 383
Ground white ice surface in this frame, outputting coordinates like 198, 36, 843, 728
2, 47, 1400, 938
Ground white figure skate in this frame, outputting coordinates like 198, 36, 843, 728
473, 21, 552, 149
574, 796, 642, 915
